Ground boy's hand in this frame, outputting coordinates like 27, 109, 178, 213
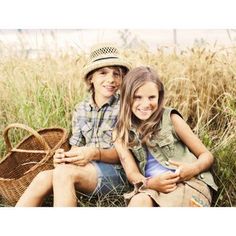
61, 147, 97, 166
169, 160, 198, 181
53, 149, 65, 167
147, 171, 180, 193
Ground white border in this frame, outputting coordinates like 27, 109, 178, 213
0, 208, 235, 236
1, 0, 236, 28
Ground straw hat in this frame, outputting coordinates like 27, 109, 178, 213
81, 43, 131, 80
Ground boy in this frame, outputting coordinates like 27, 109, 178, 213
16, 43, 131, 207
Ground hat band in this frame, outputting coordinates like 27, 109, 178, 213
93, 56, 119, 62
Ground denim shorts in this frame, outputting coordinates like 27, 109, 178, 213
90, 161, 129, 197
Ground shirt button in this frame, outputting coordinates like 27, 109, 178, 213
165, 161, 169, 166
200, 174, 204, 179
153, 148, 157, 152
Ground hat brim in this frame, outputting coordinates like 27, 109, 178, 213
81, 58, 131, 80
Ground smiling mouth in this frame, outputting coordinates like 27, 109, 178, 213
138, 108, 151, 111
104, 85, 116, 91
138, 109, 152, 114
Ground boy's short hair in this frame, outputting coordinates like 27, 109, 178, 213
81, 43, 131, 81
86, 66, 127, 93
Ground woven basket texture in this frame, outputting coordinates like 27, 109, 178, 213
0, 124, 70, 206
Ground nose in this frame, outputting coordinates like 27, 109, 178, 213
141, 98, 151, 107
105, 73, 114, 82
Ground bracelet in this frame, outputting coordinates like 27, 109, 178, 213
143, 177, 150, 187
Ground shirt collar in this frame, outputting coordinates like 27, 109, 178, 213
85, 93, 119, 111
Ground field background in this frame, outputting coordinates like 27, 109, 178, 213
0, 29, 235, 207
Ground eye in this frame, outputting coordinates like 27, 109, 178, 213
97, 69, 107, 75
113, 72, 120, 77
149, 95, 157, 100
134, 95, 142, 100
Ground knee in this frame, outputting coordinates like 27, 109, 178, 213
31, 170, 52, 186
128, 193, 153, 207
53, 165, 77, 184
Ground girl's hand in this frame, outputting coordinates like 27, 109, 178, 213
61, 147, 97, 166
53, 148, 66, 167
169, 160, 199, 181
148, 171, 180, 193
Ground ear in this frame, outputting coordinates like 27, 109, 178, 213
86, 73, 94, 85
88, 78, 93, 85
90, 76, 94, 84
85, 76, 93, 88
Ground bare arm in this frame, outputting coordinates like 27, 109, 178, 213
114, 140, 146, 184
60, 145, 120, 165
169, 113, 214, 180
114, 140, 181, 192
97, 147, 120, 164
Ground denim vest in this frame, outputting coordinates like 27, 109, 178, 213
129, 108, 218, 191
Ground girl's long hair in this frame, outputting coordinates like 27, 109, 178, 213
115, 66, 164, 147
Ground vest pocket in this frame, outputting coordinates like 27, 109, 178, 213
156, 133, 175, 158
131, 146, 145, 162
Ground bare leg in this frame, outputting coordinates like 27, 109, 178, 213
16, 170, 53, 207
128, 193, 154, 207
53, 163, 98, 207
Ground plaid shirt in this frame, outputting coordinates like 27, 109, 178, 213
69, 94, 120, 149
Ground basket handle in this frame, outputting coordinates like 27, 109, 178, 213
3, 123, 51, 153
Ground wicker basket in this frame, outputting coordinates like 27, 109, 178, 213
0, 123, 70, 206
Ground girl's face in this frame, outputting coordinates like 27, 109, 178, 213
132, 81, 159, 121
91, 67, 122, 99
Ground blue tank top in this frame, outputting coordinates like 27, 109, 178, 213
144, 150, 174, 177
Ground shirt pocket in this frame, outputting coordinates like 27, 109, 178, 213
81, 123, 93, 143
99, 123, 113, 147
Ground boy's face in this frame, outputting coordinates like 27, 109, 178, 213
91, 67, 122, 99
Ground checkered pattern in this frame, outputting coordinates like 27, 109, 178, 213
90, 45, 119, 61
69, 94, 120, 149
81, 43, 131, 80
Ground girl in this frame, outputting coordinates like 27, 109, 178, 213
114, 66, 218, 207
16, 43, 131, 207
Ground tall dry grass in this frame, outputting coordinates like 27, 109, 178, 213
0, 44, 235, 206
